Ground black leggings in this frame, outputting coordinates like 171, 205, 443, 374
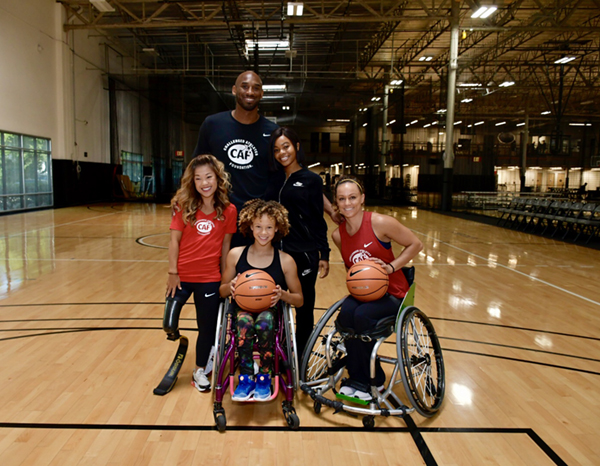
337, 294, 401, 386
287, 250, 319, 358
171, 281, 220, 367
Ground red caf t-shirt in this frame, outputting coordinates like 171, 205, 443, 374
170, 203, 237, 282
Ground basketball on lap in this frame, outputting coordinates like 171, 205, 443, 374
235, 269, 277, 313
346, 260, 389, 302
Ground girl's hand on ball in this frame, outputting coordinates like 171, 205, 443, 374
271, 285, 282, 307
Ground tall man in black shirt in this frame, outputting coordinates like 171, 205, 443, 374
193, 71, 340, 246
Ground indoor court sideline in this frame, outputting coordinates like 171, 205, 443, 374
0, 202, 598, 466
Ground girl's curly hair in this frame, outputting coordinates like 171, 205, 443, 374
238, 199, 290, 242
170, 154, 231, 225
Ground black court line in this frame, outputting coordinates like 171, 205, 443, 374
444, 347, 600, 376
420, 427, 567, 466
2, 324, 598, 375
439, 336, 600, 363
0, 422, 566, 464
4, 303, 598, 342
0, 302, 167, 307
431, 317, 600, 342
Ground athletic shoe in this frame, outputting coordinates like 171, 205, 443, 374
353, 385, 385, 401
339, 385, 357, 397
192, 367, 211, 392
204, 346, 215, 375
232, 375, 255, 401
254, 374, 272, 401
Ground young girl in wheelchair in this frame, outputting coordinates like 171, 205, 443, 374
220, 199, 303, 401
332, 176, 423, 400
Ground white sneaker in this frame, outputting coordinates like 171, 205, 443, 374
340, 384, 384, 400
339, 385, 357, 397
204, 346, 215, 375
192, 367, 211, 392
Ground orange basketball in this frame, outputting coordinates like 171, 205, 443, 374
346, 260, 389, 302
234, 269, 277, 313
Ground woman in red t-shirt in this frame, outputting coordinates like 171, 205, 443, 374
331, 176, 423, 400
164, 154, 237, 393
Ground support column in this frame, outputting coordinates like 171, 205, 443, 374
520, 115, 529, 192
381, 85, 390, 199
442, 0, 459, 211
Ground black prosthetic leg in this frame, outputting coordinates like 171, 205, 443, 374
153, 298, 189, 395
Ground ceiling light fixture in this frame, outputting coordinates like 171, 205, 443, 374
474, 121, 485, 126
390, 79, 403, 85
286, 2, 304, 16
554, 56, 577, 64
499, 81, 515, 87
90, 0, 115, 12
245, 40, 290, 53
461, 98, 473, 103
471, 6, 497, 19
495, 121, 506, 126
263, 84, 287, 91
541, 110, 551, 115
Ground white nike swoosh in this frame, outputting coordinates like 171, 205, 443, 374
263, 133, 270, 137
301, 269, 312, 276
363, 242, 372, 248
205, 293, 216, 298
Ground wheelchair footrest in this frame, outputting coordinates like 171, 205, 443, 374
335, 393, 370, 406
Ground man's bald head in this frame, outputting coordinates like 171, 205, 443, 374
235, 71, 262, 88
232, 71, 264, 112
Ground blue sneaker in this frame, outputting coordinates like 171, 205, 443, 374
254, 373, 271, 401
232, 375, 255, 401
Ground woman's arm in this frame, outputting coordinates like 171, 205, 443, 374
331, 227, 341, 252
273, 252, 304, 308
220, 233, 233, 274
371, 213, 423, 273
219, 247, 243, 298
166, 229, 183, 298
323, 194, 343, 225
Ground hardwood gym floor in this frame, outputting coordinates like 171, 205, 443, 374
0, 202, 598, 465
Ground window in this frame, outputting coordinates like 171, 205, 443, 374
121, 150, 143, 184
172, 159, 183, 190
0, 131, 53, 212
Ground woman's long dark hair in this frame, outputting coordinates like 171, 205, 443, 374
268, 126, 306, 171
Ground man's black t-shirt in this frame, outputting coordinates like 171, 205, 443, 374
192, 111, 279, 209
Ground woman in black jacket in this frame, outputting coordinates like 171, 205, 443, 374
268, 127, 330, 357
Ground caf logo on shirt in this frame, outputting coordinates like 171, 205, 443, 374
350, 249, 372, 263
224, 139, 258, 167
195, 219, 215, 235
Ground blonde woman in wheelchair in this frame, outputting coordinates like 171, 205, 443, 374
331, 176, 423, 400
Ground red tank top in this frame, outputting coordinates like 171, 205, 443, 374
339, 211, 409, 298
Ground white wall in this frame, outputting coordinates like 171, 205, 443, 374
0, 0, 61, 144
0, 0, 150, 164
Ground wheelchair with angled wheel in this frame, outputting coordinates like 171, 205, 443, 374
211, 298, 300, 432
300, 266, 445, 428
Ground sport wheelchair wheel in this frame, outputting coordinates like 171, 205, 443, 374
282, 303, 300, 391
398, 306, 445, 417
211, 300, 231, 389
300, 298, 346, 386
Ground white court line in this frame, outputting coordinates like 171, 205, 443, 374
4, 212, 119, 238
411, 229, 600, 307
6, 258, 166, 263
